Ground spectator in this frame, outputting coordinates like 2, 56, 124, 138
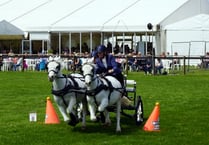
143, 54, 152, 75
8, 49, 14, 56
74, 56, 82, 72
13, 57, 23, 71
203, 52, 209, 68
173, 52, 180, 65
0, 56, 3, 71
23, 59, 28, 70
36, 58, 47, 71
155, 58, 163, 75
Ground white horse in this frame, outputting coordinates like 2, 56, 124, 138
82, 62, 124, 132
47, 56, 87, 128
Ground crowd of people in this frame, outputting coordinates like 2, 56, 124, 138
0, 49, 48, 71
0, 45, 183, 75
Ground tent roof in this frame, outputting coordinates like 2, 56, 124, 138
164, 14, 209, 30
50, 0, 188, 32
161, 0, 209, 30
0, 20, 24, 35
0, 20, 24, 39
0, 0, 188, 32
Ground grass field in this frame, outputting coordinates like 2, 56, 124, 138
0, 70, 209, 145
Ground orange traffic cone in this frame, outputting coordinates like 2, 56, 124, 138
45, 97, 60, 124
143, 102, 160, 131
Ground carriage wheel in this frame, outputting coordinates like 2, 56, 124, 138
135, 96, 143, 126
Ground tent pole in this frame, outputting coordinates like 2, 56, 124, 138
100, 32, 103, 45
29, 40, 32, 54
42, 40, 44, 54
69, 33, 71, 54
134, 32, 136, 53
90, 32, 92, 53
21, 40, 24, 54
123, 32, 125, 55
59, 32, 61, 55
145, 31, 147, 55
112, 32, 114, 53
80, 32, 82, 55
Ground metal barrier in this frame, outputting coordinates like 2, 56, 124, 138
0, 54, 208, 74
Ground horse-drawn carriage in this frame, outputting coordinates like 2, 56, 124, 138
46, 56, 143, 132
121, 76, 143, 126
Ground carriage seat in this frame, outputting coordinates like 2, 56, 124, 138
125, 80, 136, 92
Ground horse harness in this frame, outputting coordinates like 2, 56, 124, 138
86, 77, 109, 96
86, 75, 124, 105
51, 74, 86, 107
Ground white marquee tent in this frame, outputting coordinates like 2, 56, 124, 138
0, 0, 209, 57
160, 0, 209, 57
0, 0, 187, 32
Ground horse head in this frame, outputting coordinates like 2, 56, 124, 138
82, 62, 96, 86
47, 56, 62, 82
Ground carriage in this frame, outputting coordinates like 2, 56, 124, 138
47, 56, 143, 132
82, 62, 144, 132
104, 74, 144, 126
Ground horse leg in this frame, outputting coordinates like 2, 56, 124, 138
53, 96, 70, 122
57, 105, 69, 122
68, 112, 79, 126
87, 96, 97, 121
98, 98, 109, 124
104, 109, 111, 126
116, 99, 121, 132
77, 103, 83, 121
98, 98, 108, 112
66, 97, 79, 126
81, 99, 87, 130
100, 112, 105, 123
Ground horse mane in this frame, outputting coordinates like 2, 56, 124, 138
48, 55, 63, 70
82, 62, 96, 69
86, 57, 95, 64
48, 55, 61, 62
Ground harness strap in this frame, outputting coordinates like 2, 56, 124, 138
51, 84, 71, 97
86, 83, 108, 96
67, 74, 79, 88
51, 74, 87, 107
102, 77, 114, 102
103, 75, 125, 94
67, 74, 80, 100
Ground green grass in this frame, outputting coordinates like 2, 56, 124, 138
0, 70, 209, 145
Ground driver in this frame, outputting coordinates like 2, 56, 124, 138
94, 45, 124, 87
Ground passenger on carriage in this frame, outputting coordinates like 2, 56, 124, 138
94, 45, 124, 87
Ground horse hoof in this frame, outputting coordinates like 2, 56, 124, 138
68, 113, 79, 126
68, 119, 79, 126
102, 122, 111, 127
91, 118, 98, 122
100, 112, 105, 123
81, 126, 86, 130
116, 130, 121, 133
105, 122, 111, 127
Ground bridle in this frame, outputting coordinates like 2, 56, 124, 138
47, 61, 61, 77
83, 63, 98, 85
83, 73, 97, 84
83, 64, 108, 97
